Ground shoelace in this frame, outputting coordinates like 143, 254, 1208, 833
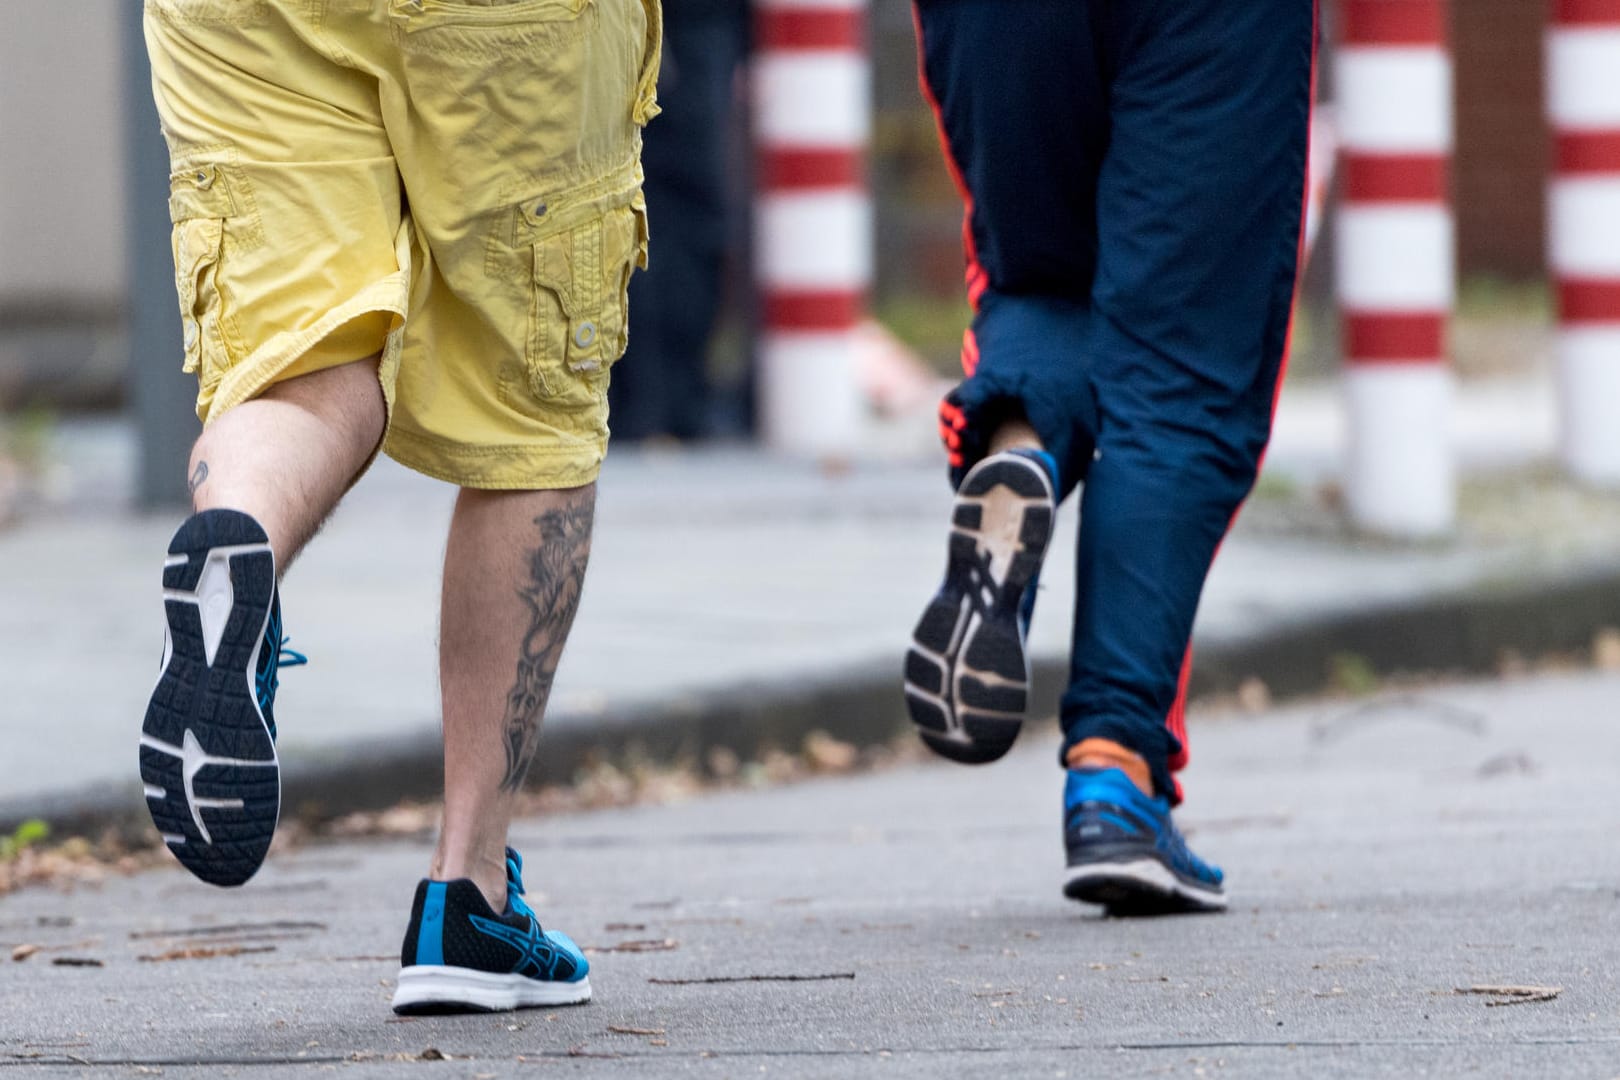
256, 637, 307, 704
254, 609, 308, 740
505, 849, 537, 920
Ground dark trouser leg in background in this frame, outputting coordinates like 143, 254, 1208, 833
607, 0, 748, 441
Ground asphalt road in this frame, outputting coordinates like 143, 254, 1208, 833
4, 670, 1620, 1078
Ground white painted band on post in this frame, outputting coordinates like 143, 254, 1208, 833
1559, 326, 1620, 486
756, 53, 870, 148
1337, 49, 1454, 153
1336, 204, 1456, 311
757, 190, 872, 291
1549, 177, 1620, 276
1548, 29, 1620, 129
1344, 365, 1456, 538
759, 332, 863, 454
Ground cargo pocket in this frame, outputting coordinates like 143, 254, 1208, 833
523, 194, 648, 411
167, 162, 241, 401
633, 0, 662, 125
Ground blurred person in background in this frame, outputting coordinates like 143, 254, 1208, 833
903, 0, 1316, 914
608, 0, 750, 443
136, 0, 659, 1012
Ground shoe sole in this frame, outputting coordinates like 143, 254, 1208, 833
905, 454, 1054, 764
392, 967, 593, 1013
1063, 857, 1228, 916
139, 510, 279, 888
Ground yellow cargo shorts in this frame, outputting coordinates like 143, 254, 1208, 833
145, 0, 661, 489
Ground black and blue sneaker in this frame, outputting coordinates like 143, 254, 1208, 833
1062, 767, 1226, 915
393, 847, 591, 1014
138, 509, 304, 888
905, 448, 1057, 764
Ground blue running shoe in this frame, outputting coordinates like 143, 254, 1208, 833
1062, 767, 1226, 915
905, 448, 1057, 764
393, 848, 591, 1014
140, 509, 303, 888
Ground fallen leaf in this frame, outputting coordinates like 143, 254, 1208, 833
803, 731, 858, 772
50, 957, 103, 968
1594, 628, 1620, 670
419, 1047, 449, 1061
650, 972, 854, 986
128, 921, 324, 940
586, 939, 678, 955
1456, 984, 1562, 1006
607, 1025, 666, 1036
11, 944, 39, 962
1237, 677, 1272, 713
138, 945, 276, 963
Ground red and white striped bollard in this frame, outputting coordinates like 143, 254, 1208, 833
1335, 0, 1456, 537
753, 0, 871, 455
1549, 0, 1620, 485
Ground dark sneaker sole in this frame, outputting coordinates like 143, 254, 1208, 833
393, 967, 593, 1014
139, 510, 279, 888
1064, 857, 1228, 916
905, 453, 1054, 764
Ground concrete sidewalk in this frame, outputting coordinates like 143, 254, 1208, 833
2, 670, 1619, 1077
3, 374, 1619, 828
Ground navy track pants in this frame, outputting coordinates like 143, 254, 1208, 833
914, 0, 1317, 798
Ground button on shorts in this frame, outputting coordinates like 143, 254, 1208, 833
145, 0, 662, 488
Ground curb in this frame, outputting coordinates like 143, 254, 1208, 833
9, 564, 1620, 839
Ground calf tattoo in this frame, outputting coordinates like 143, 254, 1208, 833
188, 460, 209, 496
498, 490, 595, 793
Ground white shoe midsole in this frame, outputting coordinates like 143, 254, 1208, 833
392, 966, 592, 1011
1064, 857, 1228, 909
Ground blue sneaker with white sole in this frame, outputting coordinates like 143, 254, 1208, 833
139, 508, 304, 888
393, 847, 591, 1014
1062, 767, 1226, 915
905, 447, 1058, 765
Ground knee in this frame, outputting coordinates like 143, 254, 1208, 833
266, 355, 387, 454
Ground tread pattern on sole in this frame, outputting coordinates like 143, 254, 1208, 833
140, 509, 280, 888
905, 453, 1055, 765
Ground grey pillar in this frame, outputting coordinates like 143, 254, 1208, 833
123, 2, 198, 510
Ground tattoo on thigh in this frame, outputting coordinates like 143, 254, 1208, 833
498, 490, 596, 793
188, 461, 209, 496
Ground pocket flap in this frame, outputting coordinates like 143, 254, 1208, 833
168, 163, 240, 223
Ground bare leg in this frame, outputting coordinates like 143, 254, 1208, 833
989, 417, 1042, 454
432, 484, 596, 910
187, 355, 386, 571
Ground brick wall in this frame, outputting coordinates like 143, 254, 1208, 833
1454, 0, 1548, 280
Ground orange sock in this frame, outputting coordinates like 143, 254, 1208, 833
1065, 738, 1153, 796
